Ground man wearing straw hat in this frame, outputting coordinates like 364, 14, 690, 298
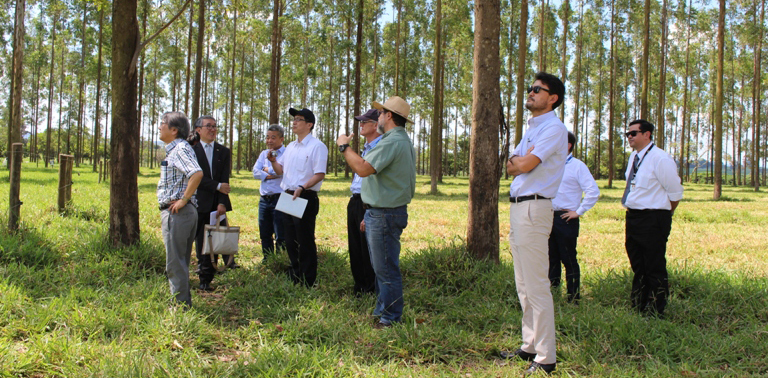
336, 96, 416, 329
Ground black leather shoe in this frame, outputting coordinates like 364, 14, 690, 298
197, 283, 215, 292
523, 361, 556, 376
499, 348, 536, 362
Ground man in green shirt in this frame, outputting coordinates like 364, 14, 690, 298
336, 96, 416, 328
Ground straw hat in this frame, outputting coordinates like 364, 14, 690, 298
372, 96, 414, 124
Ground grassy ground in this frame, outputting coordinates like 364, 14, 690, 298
1, 162, 767, 377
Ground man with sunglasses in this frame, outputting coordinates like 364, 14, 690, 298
345, 109, 382, 295
500, 72, 567, 376
268, 108, 328, 287
192, 115, 233, 291
622, 120, 683, 318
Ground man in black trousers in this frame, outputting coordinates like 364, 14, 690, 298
192, 115, 233, 291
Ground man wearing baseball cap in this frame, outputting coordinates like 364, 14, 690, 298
336, 97, 416, 328
346, 109, 382, 295
269, 107, 328, 287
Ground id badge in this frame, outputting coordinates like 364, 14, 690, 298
630, 178, 636, 190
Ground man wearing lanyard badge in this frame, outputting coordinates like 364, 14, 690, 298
622, 119, 683, 318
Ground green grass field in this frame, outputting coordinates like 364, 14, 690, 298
1, 162, 767, 377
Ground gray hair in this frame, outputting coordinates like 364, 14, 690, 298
267, 124, 285, 138
194, 115, 216, 129
162, 111, 191, 140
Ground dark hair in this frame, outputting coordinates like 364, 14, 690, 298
386, 111, 407, 127
194, 115, 216, 129
567, 131, 576, 153
628, 119, 655, 135
162, 111, 191, 140
267, 124, 285, 138
534, 72, 565, 110
187, 128, 200, 146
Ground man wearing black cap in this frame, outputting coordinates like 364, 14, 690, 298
346, 109, 382, 295
268, 108, 328, 287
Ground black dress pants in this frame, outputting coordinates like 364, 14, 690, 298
195, 214, 228, 285
283, 190, 319, 287
625, 209, 672, 315
347, 194, 376, 294
548, 211, 580, 301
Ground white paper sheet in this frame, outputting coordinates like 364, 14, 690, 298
275, 192, 308, 219
210, 211, 226, 226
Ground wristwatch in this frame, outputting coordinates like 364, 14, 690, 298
338, 144, 350, 153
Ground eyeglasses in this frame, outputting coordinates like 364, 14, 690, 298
293, 117, 306, 123
527, 85, 552, 94
202, 124, 218, 129
624, 130, 644, 138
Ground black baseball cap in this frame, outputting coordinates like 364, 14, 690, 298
289, 108, 315, 124
354, 109, 380, 122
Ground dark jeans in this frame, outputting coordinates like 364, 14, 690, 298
548, 211, 581, 301
195, 214, 229, 285
283, 190, 319, 287
347, 194, 376, 294
259, 194, 285, 259
626, 209, 672, 315
365, 205, 408, 324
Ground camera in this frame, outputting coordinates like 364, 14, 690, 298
270, 151, 278, 158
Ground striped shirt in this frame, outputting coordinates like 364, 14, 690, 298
157, 138, 202, 207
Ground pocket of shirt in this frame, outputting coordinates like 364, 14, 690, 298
634, 173, 652, 189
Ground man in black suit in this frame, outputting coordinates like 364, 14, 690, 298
192, 115, 233, 291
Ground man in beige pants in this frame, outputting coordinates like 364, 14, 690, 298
500, 72, 568, 376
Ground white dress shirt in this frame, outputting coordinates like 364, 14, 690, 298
623, 143, 684, 210
552, 154, 600, 215
278, 134, 328, 192
509, 111, 569, 198
200, 141, 221, 190
253, 146, 285, 196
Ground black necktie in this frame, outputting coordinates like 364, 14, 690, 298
622, 154, 640, 205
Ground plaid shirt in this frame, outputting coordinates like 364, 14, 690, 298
157, 139, 202, 207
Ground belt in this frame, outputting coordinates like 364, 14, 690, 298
261, 193, 280, 201
509, 194, 551, 203
362, 203, 401, 210
159, 203, 170, 211
351, 193, 362, 199
627, 208, 670, 213
285, 189, 318, 197
554, 210, 568, 214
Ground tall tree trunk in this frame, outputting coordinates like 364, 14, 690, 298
515, 0, 528, 145
538, 0, 547, 71
656, 0, 668, 149
184, 3, 194, 114
191, 0, 206, 122
137, 0, 148, 167
468, 0, 501, 262
110, 0, 141, 246
93, 8, 104, 172
572, 0, 584, 155
679, 0, 691, 180
559, 0, 569, 120
714, 0, 725, 199
57, 47, 65, 161
268, 0, 283, 124
6, 0, 25, 169
753, 0, 765, 191
237, 47, 245, 172
46, 10, 57, 168
344, 15, 352, 178
607, 0, 615, 187
395, 0, 402, 96
353, 0, 363, 153
302, 2, 311, 105
430, 0, 443, 194
76, 2, 88, 167
640, 0, 650, 118
229, 0, 238, 149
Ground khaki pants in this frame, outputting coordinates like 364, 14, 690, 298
509, 199, 557, 364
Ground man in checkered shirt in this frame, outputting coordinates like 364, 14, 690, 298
157, 111, 203, 308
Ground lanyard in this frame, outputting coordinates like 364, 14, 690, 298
566, 155, 573, 164
634, 144, 654, 174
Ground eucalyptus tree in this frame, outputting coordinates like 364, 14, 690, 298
6, 0, 26, 168
714, 0, 725, 199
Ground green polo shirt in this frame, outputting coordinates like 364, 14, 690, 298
361, 126, 416, 208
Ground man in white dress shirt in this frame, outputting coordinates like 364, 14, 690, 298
499, 72, 568, 376
549, 132, 600, 303
622, 119, 683, 317
268, 108, 328, 287
253, 124, 287, 262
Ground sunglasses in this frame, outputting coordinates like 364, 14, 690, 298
527, 85, 552, 94
624, 130, 645, 138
